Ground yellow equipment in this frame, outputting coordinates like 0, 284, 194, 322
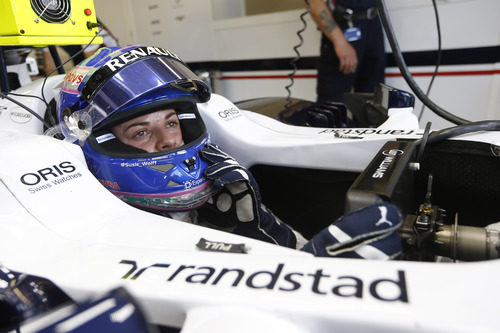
0, 0, 102, 46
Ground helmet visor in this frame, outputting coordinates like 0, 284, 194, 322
78, 56, 210, 130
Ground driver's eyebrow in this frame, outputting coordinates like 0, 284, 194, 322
164, 111, 177, 120
123, 120, 149, 134
124, 110, 177, 133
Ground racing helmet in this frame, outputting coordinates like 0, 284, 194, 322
57, 45, 213, 211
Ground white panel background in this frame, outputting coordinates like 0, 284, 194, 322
93, 0, 500, 129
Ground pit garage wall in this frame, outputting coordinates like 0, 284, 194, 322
95, 0, 499, 129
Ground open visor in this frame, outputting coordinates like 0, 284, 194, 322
49, 55, 210, 142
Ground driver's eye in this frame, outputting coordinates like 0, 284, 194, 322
135, 130, 146, 137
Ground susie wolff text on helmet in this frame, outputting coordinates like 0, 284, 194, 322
56, 45, 215, 212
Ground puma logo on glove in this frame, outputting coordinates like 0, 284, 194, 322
375, 206, 393, 227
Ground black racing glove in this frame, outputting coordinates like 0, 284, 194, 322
199, 144, 298, 247
301, 203, 402, 259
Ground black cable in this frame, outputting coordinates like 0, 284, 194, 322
416, 121, 432, 162
411, 120, 500, 166
4, 91, 49, 108
418, 0, 442, 121
0, 91, 51, 129
427, 120, 500, 144
1, 30, 101, 132
376, 0, 469, 125
41, 30, 100, 105
285, 6, 310, 108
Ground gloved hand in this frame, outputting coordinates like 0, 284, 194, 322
0, 265, 72, 331
301, 203, 402, 260
199, 144, 299, 248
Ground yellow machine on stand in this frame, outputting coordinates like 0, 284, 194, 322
0, 0, 102, 46
0, 0, 102, 91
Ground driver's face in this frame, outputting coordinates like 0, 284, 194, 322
112, 109, 183, 153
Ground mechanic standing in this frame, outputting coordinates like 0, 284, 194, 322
309, 0, 386, 103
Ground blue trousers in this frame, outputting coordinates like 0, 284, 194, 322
317, 16, 386, 103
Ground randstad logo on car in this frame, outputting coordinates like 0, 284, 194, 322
119, 259, 409, 303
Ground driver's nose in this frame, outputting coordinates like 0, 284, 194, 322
155, 130, 178, 152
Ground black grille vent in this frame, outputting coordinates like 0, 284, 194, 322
31, 0, 72, 23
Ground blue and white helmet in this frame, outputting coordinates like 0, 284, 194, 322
57, 45, 213, 211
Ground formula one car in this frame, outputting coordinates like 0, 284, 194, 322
0, 71, 499, 332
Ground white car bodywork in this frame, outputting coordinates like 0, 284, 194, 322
0, 76, 499, 332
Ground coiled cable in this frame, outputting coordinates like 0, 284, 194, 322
285, 6, 310, 109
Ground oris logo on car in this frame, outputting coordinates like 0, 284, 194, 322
20, 162, 82, 194
218, 107, 241, 121
21, 161, 76, 185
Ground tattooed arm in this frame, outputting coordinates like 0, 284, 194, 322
308, 0, 357, 74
